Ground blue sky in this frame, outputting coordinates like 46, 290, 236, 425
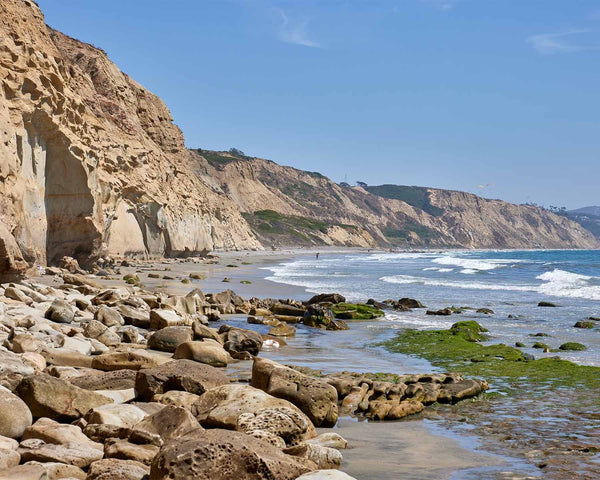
38, 0, 600, 208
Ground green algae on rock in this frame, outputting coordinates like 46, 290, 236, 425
331, 303, 384, 320
383, 321, 600, 391
559, 342, 587, 351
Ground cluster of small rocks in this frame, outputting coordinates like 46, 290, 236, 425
0, 262, 488, 479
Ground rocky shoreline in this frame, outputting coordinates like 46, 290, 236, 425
0, 256, 489, 480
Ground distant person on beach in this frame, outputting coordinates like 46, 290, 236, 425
316, 252, 320, 259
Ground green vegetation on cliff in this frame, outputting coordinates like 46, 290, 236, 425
365, 185, 444, 216
241, 210, 358, 246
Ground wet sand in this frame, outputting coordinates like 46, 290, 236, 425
333, 418, 503, 480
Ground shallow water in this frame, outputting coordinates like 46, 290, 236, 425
263, 250, 600, 366
238, 249, 600, 479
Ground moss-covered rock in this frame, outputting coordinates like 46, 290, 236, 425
303, 305, 348, 330
538, 301, 557, 307
532, 342, 549, 350
476, 308, 494, 315
574, 321, 595, 329
331, 303, 384, 320
123, 274, 140, 285
559, 342, 587, 351
383, 323, 600, 391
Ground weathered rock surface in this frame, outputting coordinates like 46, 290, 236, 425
0, 350, 36, 391
147, 327, 193, 353
296, 471, 358, 480
86, 458, 150, 480
0, 0, 261, 270
85, 404, 148, 428
91, 350, 169, 371
219, 325, 263, 359
135, 359, 229, 401
16, 374, 112, 420
0, 386, 33, 438
149, 428, 315, 480
69, 369, 137, 391
172, 340, 229, 367
18, 438, 103, 468
22, 418, 102, 451
251, 358, 338, 427
104, 439, 159, 465
192, 384, 316, 441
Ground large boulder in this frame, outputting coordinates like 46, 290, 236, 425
135, 359, 229, 401
69, 369, 137, 391
172, 340, 229, 367
0, 349, 35, 391
94, 305, 125, 328
251, 358, 338, 427
147, 327, 193, 353
149, 428, 315, 480
307, 294, 346, 305
91, 350, 170, 371
44, 299, 75, 324
18, 438, 104, 468
0, 222, 28, 282
22, 417, 102, 451
218, 325, 263, 359
237, 407, 312, 447
0, 462, 86, 480
85, 403, 149, 428
16, 374, 112, 420
0, 386, 33, 438
132, 405, 201, 442
87, 459, 150, 480
149, 309, 189, 330
104, 439, 159, 465
192, 384, 316, 441
302, 305, 347, 331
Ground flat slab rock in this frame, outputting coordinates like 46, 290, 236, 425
135, 359, 229, 401
16, 374, 112, 421
87, 458, 149, 480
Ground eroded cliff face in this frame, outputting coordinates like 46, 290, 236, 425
0, 0, 595, 279
0, 0, 260, 275
193, 150, 599, 249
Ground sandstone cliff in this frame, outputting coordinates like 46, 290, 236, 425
0, 0, 260, 278
191, 150, 599, 250
0, 0, 596, 281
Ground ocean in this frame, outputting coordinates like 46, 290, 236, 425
263, 249, 600, 367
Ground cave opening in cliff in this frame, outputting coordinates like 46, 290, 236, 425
44, 139, 98, 265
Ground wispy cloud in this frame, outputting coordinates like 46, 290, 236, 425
421, 0, 459, 12
526, 29, 590, 54
276, 8, 319, 48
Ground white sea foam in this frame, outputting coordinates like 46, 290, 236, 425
536, 269, 600, 300
384, 312, 454, 330
432, 255, 517, 271
380, 274, 538, 292
380, 268, 600, 300
423, 267, 453, 272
